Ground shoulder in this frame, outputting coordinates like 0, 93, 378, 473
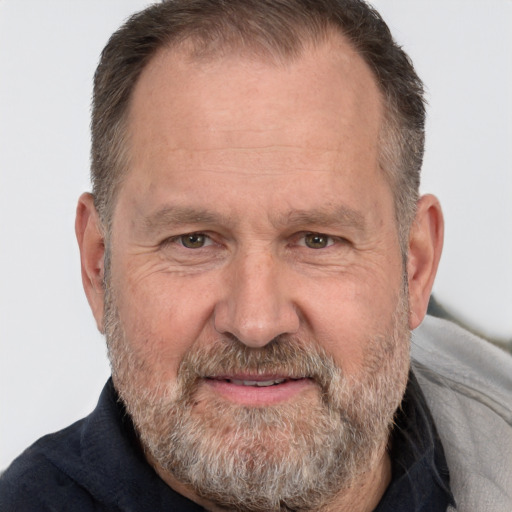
411, 315, 512, 512
0, 379, 199, 512
0, 420, 104, 511
412, 315, 512, 413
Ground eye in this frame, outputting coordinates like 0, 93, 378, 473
179, 233, 211, 249
303, 232, 334, 249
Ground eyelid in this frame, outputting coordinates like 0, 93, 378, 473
161, 232, 214, 248
160, 230, 349, 249
295, 231, 344, 246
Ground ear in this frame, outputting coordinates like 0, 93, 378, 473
407, 194, 444, 330
75, 192, 106, 333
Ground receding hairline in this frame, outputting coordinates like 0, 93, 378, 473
112, 26, 387, 199
93, 3, 422, 250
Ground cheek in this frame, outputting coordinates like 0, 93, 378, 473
299, 267, 403, 375
112, 270, 218, 379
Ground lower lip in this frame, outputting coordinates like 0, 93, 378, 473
203, 378, 315, 406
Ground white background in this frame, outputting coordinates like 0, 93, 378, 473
1, 1, 511, 470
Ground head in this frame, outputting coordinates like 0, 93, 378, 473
76, 1, 443, 511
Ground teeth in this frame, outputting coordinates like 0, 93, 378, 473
230, 378, 286, 387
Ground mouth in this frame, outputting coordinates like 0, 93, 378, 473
203, 375, 314, 405
210, 376, 294, 386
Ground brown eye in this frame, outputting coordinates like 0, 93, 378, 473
304, 233, 331, 249
180, 234, 207, 249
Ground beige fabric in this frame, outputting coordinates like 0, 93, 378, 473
412, 316, 512, 512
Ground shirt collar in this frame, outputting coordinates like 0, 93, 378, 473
374, 371, 456, 512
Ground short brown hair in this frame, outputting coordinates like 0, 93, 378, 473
91, 0, 425, 245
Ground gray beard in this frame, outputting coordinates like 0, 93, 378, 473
104, 287, 410, 512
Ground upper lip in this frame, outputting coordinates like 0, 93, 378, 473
207, 374, 305, 382
209, 373, 298, 379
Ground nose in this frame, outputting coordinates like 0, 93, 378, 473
214, 250, 300, 348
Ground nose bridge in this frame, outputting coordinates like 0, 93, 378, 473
214, 245, 299, 347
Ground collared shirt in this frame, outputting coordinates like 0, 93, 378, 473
375, 372, 456, 511
0, 374, 455, 511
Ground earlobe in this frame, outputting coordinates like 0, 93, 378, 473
75, 192, 106, 333
407, 194, 444, 330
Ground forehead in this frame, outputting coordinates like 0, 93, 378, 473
118, 33, 387, 226
127, 32, 382, 153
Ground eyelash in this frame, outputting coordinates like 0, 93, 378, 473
162, 231, 347, 251
299, 232, 335, 249
162, 233, 213, 249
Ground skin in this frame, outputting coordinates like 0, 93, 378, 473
76, 34, 443, 512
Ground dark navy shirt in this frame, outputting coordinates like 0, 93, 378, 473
375, 373, 455, 511
0, 374, 455, 511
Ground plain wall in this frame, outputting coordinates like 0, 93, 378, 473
1, 0, 511, 469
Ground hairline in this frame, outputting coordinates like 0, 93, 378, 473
99, 31, 415, 253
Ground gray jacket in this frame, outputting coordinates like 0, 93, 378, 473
412, 316, 512, 512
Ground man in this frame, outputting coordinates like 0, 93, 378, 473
1, 0, 511, 511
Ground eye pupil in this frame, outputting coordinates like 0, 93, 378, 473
305, 233, 328, 249
181, 234, 205, 248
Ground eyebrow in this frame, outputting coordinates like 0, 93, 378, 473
139, 204, 366, 236
272, 206, 366, 232
140, 206, 230, 236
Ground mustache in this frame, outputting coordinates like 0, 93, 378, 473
176, 334, 342, 395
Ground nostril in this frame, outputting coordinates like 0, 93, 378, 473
213, 262, 300, 347
215, 315, 300, 349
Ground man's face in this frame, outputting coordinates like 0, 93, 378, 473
103, 36, 410, 510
